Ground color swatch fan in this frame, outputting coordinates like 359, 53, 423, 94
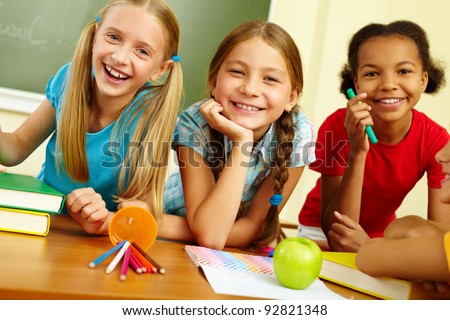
185, 245, 273, 274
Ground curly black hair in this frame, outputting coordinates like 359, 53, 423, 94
339, 20, 446, 98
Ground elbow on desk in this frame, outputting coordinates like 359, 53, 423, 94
193, 232, 227, 251
195, 237, 226, 251
194, 233, 254, 251
191, 224, 255, 250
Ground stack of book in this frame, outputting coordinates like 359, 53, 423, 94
0, 172, 65, 236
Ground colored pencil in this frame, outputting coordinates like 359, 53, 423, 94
132, 242, 165, 274
120, 247, 132, 281
134, 253, 147, 273
106, 241, 130, 274
131, 251, 147, 273
130, 244, 157, 273
88, 240, 127, 268
129, 253, 143, 274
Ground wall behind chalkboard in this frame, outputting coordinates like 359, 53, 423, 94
0, 0, 270, 110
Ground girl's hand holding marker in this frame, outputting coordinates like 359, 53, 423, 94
346, 88, 378, 144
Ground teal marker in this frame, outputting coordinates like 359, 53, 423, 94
346, 88, 378, 144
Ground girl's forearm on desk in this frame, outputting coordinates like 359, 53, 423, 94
157, 214, 195, 242
188, 146, 251, 249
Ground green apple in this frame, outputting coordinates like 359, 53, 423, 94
273, 237, 322, 289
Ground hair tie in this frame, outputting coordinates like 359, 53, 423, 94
269, 194, 283, 206
171, 55, 180, 62
95, 17, 101, 23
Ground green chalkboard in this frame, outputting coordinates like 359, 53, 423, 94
0, 0, 270, 109
0, 0, 107, 94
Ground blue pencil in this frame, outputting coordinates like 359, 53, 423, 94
88, 240, 127, 268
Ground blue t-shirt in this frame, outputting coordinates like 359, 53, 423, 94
163, 100, 316, 216
38, 64, 147, 212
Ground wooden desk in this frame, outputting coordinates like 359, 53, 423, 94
0, 215, 373, 300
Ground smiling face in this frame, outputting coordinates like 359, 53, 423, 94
436, 139, 450, 204
92, 5, 172, 107
210, 37, 300, 141
354, 35, 428, 127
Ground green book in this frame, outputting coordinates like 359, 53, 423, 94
0, 172, 65, 214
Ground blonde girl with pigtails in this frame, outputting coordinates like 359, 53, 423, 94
0, 0, 184, 236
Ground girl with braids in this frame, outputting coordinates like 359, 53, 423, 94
0, 0, 183, 235
163, 20, 316, 249
298, 20, 450, 252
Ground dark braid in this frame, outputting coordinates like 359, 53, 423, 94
250, 108, 296, 249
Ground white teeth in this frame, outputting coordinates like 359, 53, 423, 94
105, 65, 128, 79
235, 103, 260, 111
379, 98, 402, 104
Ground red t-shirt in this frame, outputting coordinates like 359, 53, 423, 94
299, 108, 449, 238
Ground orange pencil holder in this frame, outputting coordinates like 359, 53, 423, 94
109, 206, 157, 250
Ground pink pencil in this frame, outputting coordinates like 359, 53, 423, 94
120, 247, 132, 281
129, 253, 143, 274
131, 252, 147, 273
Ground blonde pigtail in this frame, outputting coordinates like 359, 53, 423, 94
118, 59, 183, 219
56, 21, 96, 182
